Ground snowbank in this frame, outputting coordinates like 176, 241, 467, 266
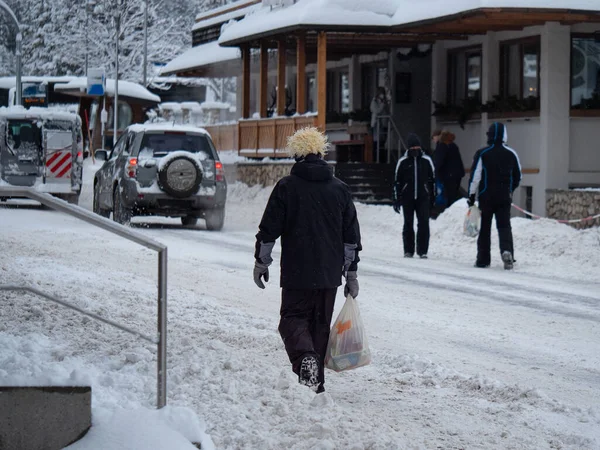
65, 406, 214, 450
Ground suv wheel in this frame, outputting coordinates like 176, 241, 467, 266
181, 215, 198, 226
113, 188, 132, 225
93, 185, 110, 218
205, 208, 225, 231
158, 155, 202, 198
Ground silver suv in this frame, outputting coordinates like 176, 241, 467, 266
93, 124, 227, 230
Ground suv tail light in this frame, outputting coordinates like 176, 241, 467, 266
126, 157, 138, 178
215, 161, 225, 182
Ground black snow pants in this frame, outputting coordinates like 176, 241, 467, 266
444, 178, 463, 207
477, 199, 514, 265
279, 288, 337, 388
402, 196, 430, 256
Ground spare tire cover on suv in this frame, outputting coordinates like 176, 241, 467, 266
157, 154, 203, 198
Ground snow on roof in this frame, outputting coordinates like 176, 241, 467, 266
195, 0, 259, 22
219, 0, 398, 45
200, 101, 231, 110
160, 41, 241, 76
54, 78, 161, 103
219, 0, 600, 45
148, 76, 209, 89
0, 76, 78, 90
192, 2, 259, 32
128, 123, 210, 135
0, 105, 79, 122
390, 0, 600, 26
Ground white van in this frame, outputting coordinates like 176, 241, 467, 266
0, 106, 83, 204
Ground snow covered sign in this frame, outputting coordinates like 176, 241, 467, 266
87, 68, 105, 96
262, 0, 296, 9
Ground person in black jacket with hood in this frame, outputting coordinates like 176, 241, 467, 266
253, 127, 361, 394
393, 133, 435, 258
468, 122, 522, 270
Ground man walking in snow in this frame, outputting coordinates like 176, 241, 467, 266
393, 133, 435, 258
253, 127, 361, 394
468, 122, 522, 270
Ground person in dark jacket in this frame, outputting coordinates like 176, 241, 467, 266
468, 122, 522, 270
393, 133, 435, 258
253, 127, 362, 394
434, 130, 465, 209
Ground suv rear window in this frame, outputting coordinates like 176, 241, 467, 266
139, 133, 215, 159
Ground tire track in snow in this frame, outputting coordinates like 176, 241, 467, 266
143, 227, 600, 322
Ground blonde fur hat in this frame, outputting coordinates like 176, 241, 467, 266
286, 127, 329, 158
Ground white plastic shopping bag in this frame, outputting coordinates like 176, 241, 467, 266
325, 295, 371, 372
463, 205, 481, 237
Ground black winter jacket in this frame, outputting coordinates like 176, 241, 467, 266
255, 155, 361, 290
393, 148, 435, 203
468, 122, 522, 203
434, 141, 465, 184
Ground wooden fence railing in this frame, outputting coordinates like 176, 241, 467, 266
239, 116, 317, 158
203, 116, 317, 157
203, 124, 238, 152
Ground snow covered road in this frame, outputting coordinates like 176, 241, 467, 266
1, 175, 599, 449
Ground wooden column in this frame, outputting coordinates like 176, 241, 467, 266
296, 33, 306, 115
241, 45, 250, 119
317, 31, 327, 131
277, 40, 286, 116
259, 41, 268, 118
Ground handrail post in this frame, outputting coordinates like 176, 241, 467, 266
157, 247, 167, 409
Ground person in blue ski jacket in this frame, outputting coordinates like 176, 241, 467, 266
393, 133, 435, 258
468, 122, 522, 270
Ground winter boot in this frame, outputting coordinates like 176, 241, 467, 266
404, 253, 414, 258
299, 356, 319, 391
501, 251, 514, 270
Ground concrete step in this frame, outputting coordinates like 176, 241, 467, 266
0, 386, 91, 450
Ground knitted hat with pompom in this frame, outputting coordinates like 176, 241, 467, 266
286, 127, 329, 158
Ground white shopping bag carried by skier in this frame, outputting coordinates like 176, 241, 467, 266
463, 205, 481, 237
325, 295, 371, 372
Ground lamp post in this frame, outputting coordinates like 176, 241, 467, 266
113, 1, 121, 146
85, 0, 97, 76
0, 1, 22, 105
143, 1, 148, 86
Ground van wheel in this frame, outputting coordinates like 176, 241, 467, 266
205, 208, 225, 231
113, 188, 132, 225
181, 216, 198, 226
93, 185, 110, 218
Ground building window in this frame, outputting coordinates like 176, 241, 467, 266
340, 72, 350, 113
571, 35, 600, 108
107, 101, 133, 131
500, 38, 540, 102
447, 47, 482, 104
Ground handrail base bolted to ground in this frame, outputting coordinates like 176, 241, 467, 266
0, 186, 168, 409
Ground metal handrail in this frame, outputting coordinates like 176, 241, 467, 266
0, 186, 168, 409
0, 286, 157, 344
375, 115, 406, 164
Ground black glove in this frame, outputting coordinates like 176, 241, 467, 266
393, 199, 402, 214
253, 262, 269, 289
344, 271, 359, 298
467, 194, 476, 207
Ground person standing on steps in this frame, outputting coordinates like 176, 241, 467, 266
468, 122, 522, 270
253, 127, 362, 394
393, 133, 435, 259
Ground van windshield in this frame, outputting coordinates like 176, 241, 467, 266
7, 120, 42, 154
139, 132, 215, 160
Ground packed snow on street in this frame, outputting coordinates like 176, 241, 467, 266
1, 159, 599, 449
